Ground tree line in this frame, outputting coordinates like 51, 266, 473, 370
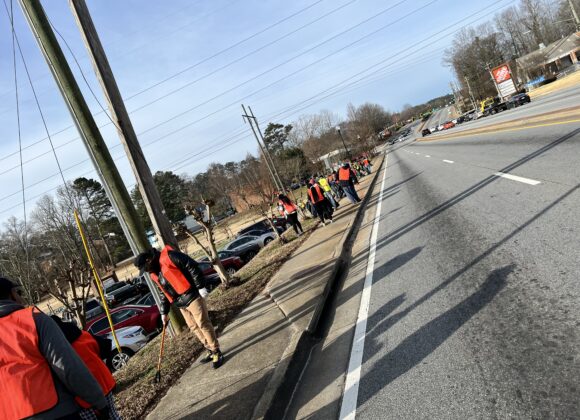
444, 0, 580, 99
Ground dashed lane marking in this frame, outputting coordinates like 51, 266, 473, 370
443, 160, 454, 164
494, 172, 541, 185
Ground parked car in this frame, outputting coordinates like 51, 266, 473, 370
104, 281, 142, 307
238, 218, 287, 236
421, 128, 431, 137
216, 243, 261, 263
85, 304, 161, 336
199, 256, 244, 276
106, 326, 149, 371
85, 298, 104, 321
443, 121, 455, 130
221, 234, 274, 262
135, 293, 155, 306
507, 92, 531, 109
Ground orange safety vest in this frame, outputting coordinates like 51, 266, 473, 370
153, 245, 192, 303
363, 159, 369, 166
308, 184, 325, 203
72, 331, 116, 408
0, 307, 58, 420
279, 200, 297, 214
338, 167, 351, 181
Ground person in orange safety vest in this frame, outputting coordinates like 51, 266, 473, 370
278, 193, 303, 235
307, 179, 333, 226
0, 277, 109, 420
51, 316, 122, 420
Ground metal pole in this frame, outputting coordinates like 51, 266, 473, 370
247, 106, 287, 194
464, 76, 477, 110
242, 105, 281, 191
336, 128, 350, 159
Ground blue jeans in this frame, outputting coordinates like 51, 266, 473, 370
343, 185, 360, 204
324, 191, 338, 208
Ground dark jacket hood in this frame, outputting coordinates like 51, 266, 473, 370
0, 299, 25, 318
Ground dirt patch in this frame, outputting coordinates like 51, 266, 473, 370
113, 218, 318, 420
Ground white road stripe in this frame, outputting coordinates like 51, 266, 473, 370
339, 154, 389, 420
443, 159, 454, 164
494, 172, 541, 185
425, 155, 431, 158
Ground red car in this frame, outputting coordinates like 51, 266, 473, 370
443, 121, 455, 130
198, 256, 244, 277
85, 304, 161, 336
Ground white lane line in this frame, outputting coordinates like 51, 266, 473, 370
339, 154, 388, 420
494, 172, 541, 185
443, 159, 454, 164
425, 155, 431, 158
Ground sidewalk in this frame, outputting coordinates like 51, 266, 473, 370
147, 158, 383, 420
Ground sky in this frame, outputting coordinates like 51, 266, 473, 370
0, 0, 517, 224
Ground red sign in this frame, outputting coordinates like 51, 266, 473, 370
492, 64, 512, 84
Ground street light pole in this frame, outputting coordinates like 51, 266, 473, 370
336, 126, 351, 160
569, 0, 580, 31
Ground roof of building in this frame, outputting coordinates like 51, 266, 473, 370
516, 32, 580, 68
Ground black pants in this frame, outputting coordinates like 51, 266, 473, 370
286, 212, 303, 234
314, 200, 332, 223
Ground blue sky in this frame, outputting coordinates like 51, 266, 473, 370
0, 0, 515, 223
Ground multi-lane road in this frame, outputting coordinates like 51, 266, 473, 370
289, 87, 580, 419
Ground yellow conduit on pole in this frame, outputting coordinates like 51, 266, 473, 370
73, 210, 123, 356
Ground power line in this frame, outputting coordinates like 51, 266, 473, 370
0, 1, 510, 216
0, 0, 327, 163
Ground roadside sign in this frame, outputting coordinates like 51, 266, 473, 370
491, 63, 517, 99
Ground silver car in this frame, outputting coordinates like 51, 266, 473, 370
106, 325, 149, 371
222, 232, 275, 253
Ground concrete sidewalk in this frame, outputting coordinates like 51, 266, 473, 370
147, 159, 383, 420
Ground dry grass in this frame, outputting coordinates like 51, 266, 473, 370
114, 218, 318, 420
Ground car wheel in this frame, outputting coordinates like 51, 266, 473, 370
226, 267, 236, 276
108, 348, 134, 371
264, 238, 273, 246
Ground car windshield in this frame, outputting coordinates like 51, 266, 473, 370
85, 300, 100, 310
105, 283, 126, 292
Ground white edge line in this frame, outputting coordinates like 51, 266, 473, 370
425, 155, 431, 158
443, 159, 454, 164
338, 153, 388, 420
494, 172, 541, 185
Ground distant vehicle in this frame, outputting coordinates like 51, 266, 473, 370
85, 304, 161, 336
480, 97, 507, 116
437, 124, 444, 131
104, 281, 142, 307
106, 326, 149, 371
421, 128, 431, 137
85, 298, 104, 320
430, 126, 437, 132
507, 93, 531, 109
443, 121, 455, 130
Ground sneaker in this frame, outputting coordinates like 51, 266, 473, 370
328, 219, 333, 224
321, 222, 326, 226
212, 350, 224, 369
199, 349, 213, 364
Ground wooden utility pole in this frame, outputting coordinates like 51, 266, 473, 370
69, 0, 178, 250
18, 0, 185, 332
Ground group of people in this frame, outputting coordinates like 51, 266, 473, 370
277, 158, 370, 228
0, 243, 225, 420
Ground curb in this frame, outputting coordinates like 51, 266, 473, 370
259, 154, 386, 420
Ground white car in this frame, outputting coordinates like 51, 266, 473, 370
437, 124, 444, 131
106, 326, 149, 371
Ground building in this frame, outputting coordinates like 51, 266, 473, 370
516, 32, 580, 86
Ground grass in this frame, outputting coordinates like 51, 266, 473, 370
113, 217, 318, 420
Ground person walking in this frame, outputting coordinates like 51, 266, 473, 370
338, 162, 361, 204
278, 194, 303, 236
317, 175, 339, 209
362, 157, 372, 174
51, 316, 122, 420
0, 277, 109, 420
134, 246, 224, 368
308, 179, 333, 226
329, 171, 344, 199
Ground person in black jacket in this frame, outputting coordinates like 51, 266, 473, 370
134, 246, 224, 369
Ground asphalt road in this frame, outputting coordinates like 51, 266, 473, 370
354, 121, 580, 418
425, 106, 454, 130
